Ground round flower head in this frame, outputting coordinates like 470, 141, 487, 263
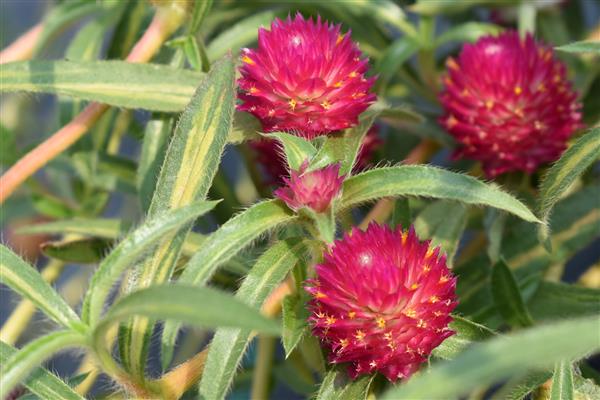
274, 162, 344, 213
238, 13, 376, 138
439, 31, 582, 177
252, 126, 381, 185
305, 224, 457, 382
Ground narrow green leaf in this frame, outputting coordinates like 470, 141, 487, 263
556, 41, 600, 53
282, 294, 310, 358
41, 237, 112, 264
538, 128, 600, 243
160, 199, 295, 367
390, 198, 411, 229
137, 117, 174, 213
382, 315, 600, 400
0, 61, 203, 112
551, 361, 575, 400
0, 342, 84, 400
309, 110, 379, 175
0, 331, 87, 399
316, 368, 375, 400
491, 259, 534, 328
432, 315, 496, 360
414, 200, 467, 265
410, 0, 518, 15
341, 166, 540, 223
492, 370, 553, 400
198, 239, 309, 399
122, 55, 235, 375
375, 37, 420, 89
0, 246, 83, 332
81, 200, 219, 326
93, 285, 281, 366
17, 218, 130, 239
207, 10, 278, 61
301, 207, 336, 244
188, 0, 213, 34
484, 209, 507, 264
435, 22, 503, 46
528, 281, 600, 321
268, 132, 317, 170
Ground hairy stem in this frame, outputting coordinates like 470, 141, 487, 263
251, 336, 276, 400
0, 6, 186, 204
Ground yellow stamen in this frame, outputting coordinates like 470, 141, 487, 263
376, 317, 386, 328
320, 100, 331, 110
315, 290, 326, 299
447, 115, 458, 128
325, 316, 337, 326
348, 311, 356, 319
336, 33, 345, 45
429, 295, 439, 303
553, 74, 561, 84
348, 71, 358, 78
425, 247, 435, 259
288, 99, 297, 110
446, 58, 459, 70
339, 338, 349, 348
242, 55, 254, 65
268, 109, 275, 117
249, 86, 258, 94
369, 360, 377, 368
355, 330, 366, 341
439, 275, 449, 284
403, 309, 416, 318
410, 283, 419, 290
334, 81, 343, 88
417, 319, 427, 328
514, 86, 522, 95
401, 231, 408, 244
485, 100, 494, 110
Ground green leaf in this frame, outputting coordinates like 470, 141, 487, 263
316, 368, 375, 400
381, 315, 600, 400
160, 199, 295, 367
188, 0, 213, 34
17, 218, 130, 239
0, 61, 203, 112
40, 237, 112, 264
207, 10, 278, 61
410, 0, 518, 15
81, 200, 219, 326
551, 361, 575, 400
492, 370, 553, 400
301, 207, 336, 244
491, 259, 534, 328
282, 294, 310, 358
390, 198, 411, 229
0, 331, 87, 399
93, 285, 281, 369
538, 128, 600, 245
267, 132, 317, 171
309, 110, 379, 175
484, 209, 507, 264
375, 37, 420, 90
528, 281, 600, 321
0, 246, 83, 332
0, 342, 84, 400
435, 22, 503, 47
198, 239, 310, 399
414, 200, 467, 265
137, 117, 174, 213
341, 166, 540, 223
121, 55, 235, 376
556, 41, 600, 54
432, 315, 495, 360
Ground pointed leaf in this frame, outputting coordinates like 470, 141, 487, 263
491, 259, 534, 328
316, 368, 375, 400
40, 237, 112, 263
341, 166, 540, 223
267, 132, 317, 171
282, 294, 310, 358
0, 246, 83, 332
432, 315, 496, 360
551, 361, 575, 400
556, 41, 600, 53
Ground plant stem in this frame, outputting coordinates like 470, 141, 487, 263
0, 259, 65, 345
251, 336, 276, 400
0, 23, 43, 64
0, 6, 186, 204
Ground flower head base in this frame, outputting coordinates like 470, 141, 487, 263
305, 224, 457, 382
238, 13, 376, 138
439, 31, 582, 177
274, 163, 344, 213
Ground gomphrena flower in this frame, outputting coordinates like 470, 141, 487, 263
305, 224, 457, 382
274, 162, 344, 213
252, 126, 381, 185
439, 31, 582, 177
238, 13, 376, 137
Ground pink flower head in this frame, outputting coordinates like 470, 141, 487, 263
252, 126, 381, 186
305, 224, 457, 382
238, 13, 376, 138
274, 163, 344, 213
439, 31, 582, 177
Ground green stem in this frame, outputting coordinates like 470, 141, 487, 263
251, 336, 276, 400
239, 143, 272, 199
518, 1, 537, 37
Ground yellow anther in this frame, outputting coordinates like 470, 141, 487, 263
514, 86, 522, 95
249, 86, 258, 94
351, 92, 365, 99
439, 275, 449, 284
446, 58, 459, 70
447, 115, 458, 128
339, 338, 349, 348
423, 264, 431, 273
534, 120, 544, 130
242, 55, 255, 65
426, 247, 435, 259
537, 83, 546, 92
410, 283, 419, 290
288, 98, 297, 110
383, 332, 393, 341
485, 100, 494, 110
433, 311, 444, 317
268, 109, 275, 117
348, 71, 358, 78
417, 319, 427, 328
348, 311, 356, 319
369, 360, 377, 368
325, 316, 337, 326
376, 317, 386, 328
401, 231, 408, 244
461, 88, 470, 97
429, 296, 439, 303
316, 311, 325, 319
315, 290, 327, 299
403, 308, 416, 318
355, 330, 366, 341
320, 100, 331, 110
553, 74, 561, 83
334, 81, 343, 88
336, 34, 345, 45
514, 108, 524, 118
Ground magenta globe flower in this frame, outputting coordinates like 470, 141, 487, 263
305, 224, 457, 382
274, 163, 344, 213
238, 13, 376, 138
439, 31, 582, 177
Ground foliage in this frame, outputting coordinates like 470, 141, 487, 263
0, 0, 598, 399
